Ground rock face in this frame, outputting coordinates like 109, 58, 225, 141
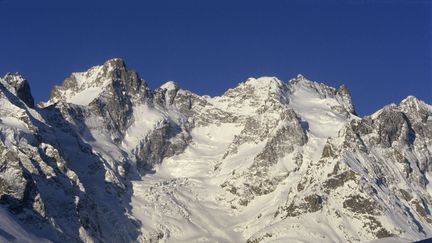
0, 59, 431, 242
2, 72, 34, 108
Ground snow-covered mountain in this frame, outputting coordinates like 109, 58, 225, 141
0, 58, 431, 243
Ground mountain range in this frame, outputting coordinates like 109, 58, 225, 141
0, 58, 431, 243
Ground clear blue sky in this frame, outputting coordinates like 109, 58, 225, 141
1, 0, 431, 115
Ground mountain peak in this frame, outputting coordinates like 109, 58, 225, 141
237, 77, 284, 93
296, 73, 305, 79
1, 72, 35, 108
245, 76, 281, 84
103, 58, 127, 70
399, 95, 432, 116
159, 81, 179, 91
400, 95, 420, 105
287, 75, 356, 115
337, 84, 350, 96
4, 72, 24, 79
47, 58, 149, 106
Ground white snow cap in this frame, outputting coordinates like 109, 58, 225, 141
296, 74, 305, 79
159, 81, 179, 91
3, 72, 26, 83
401, 95, 419, 103
244, 76, 283, 87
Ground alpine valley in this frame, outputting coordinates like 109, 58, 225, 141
0, 59, 431, 243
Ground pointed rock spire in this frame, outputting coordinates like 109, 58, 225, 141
1, 72, 35, 108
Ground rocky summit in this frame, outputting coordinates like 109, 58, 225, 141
0, 58, 431, 243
